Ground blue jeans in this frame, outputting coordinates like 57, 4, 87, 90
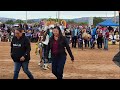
13, 61, 34, 79
78, 40, 83, 49
42, 44, 47, 63
66, 37, 70, 44
90, 39, 95, 48
104, 38, 108, 50
90, 35, 95, 48
48, 50, 52, 63
52, 56, 66, 79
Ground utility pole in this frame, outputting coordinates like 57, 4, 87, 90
58, 11, 60, 23
106, 11, 107, 20
26, 11, 27, 24
56, 11, 58, 22
114, 11, 116, 23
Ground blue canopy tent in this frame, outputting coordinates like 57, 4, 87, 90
97, 19, 119, 26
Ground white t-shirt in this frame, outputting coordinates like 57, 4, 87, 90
42, 34, 49, 45
38, 42, 42, 48
115, 35, 119, 40
59, 25, 65, 34
44, 26, 48, 31
109, 35, 119, 40
11, 32, 14, 36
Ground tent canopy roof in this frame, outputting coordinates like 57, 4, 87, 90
97, 19, 119, 26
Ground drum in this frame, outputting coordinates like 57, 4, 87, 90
82, 29, 86, 33
82, 33, 91, 40
82, 32, 88, 40
87, 34, 92, 40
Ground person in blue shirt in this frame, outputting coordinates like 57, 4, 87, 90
90, 25, 97, 49
49, 28, 53, 38
91, 26, 97, 36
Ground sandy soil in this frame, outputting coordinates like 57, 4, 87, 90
0, 42, 120, 79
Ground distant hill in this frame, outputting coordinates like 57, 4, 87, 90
0, 17, 16, 23
0, 16, 118, 23
66, 16, 119, 23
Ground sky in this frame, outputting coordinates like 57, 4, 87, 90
0, 11, 118, 20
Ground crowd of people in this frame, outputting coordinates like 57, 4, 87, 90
0, 23, 43, 43
0, 22, 119, 51
0, 20, 119, 79
66, 25, 119, 50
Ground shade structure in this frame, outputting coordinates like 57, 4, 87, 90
97, 19, 119, 26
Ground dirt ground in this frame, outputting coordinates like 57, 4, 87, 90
0, 42, 120, 79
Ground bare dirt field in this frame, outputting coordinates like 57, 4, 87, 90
0, 42, 120, 79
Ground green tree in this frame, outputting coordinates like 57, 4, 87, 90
47, 18, 56, 22
93, 17, 104, 26
5, 20, 14, 25
34, 22, 39, 26
78, 22, 88, 25
67, 20, 76, 24
27, 20, 35, 24
15, 19, 24, 24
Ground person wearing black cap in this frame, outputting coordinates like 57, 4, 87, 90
11, 28, 34, 79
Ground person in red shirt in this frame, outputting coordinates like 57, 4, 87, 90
45, 26, 74, 79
